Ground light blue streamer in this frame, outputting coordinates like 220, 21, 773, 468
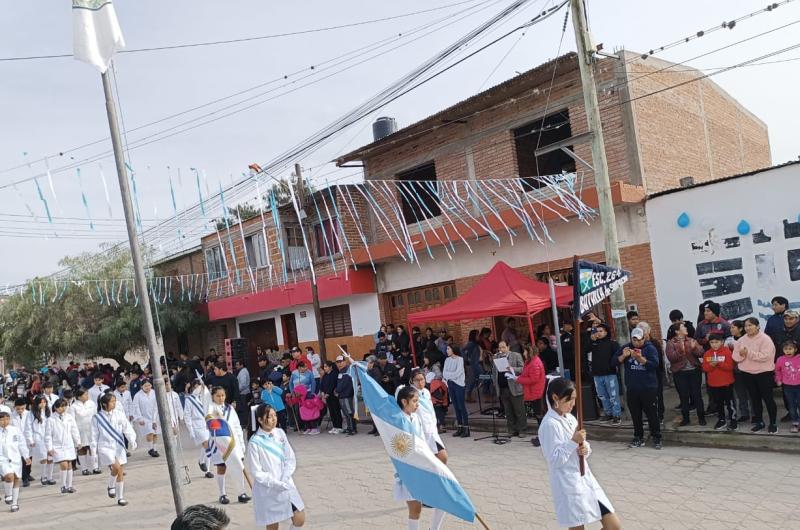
269, 190, 289, 283
306, 177, 337, 274
218, 182, 241, 286
325, 181, 356, 271
124, 162, 143, 233
33, 178, 53, 223
76, 168, 94, 230
193, 168, 206, 217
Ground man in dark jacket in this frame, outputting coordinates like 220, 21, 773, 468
588, 324, 622, 424
618, 328, 661, 449
334, 356, 356, 435
205, 362, 238, 405
694, 301, 731, 350
374, 353, 399, 396
395, 349, 414, 386
765, 296, 789, 346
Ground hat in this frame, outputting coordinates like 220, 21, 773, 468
335, 355, 345, 362
631, 328, 645, 340
703, 301, 721, 317
784, 310, 799, 318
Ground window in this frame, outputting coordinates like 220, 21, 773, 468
321, 304, 352, 338
284, 224, 309, 271
204, 246, 227, 280
424, 289, 432, 302
432, 289, 440, 301
514, 110, 576, 191
245, 232, 269, 269
313, 217, 341, 258
396, 162, 441, 225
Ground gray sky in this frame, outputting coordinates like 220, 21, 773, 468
1, 0, 798, 285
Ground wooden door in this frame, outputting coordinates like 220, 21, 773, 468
281, 313, 298, 349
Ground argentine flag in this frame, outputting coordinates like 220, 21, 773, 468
353, 363, 476, 522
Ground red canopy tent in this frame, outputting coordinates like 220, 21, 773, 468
407, 261, 573, 360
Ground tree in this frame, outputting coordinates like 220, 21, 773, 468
0, 246, 206, 368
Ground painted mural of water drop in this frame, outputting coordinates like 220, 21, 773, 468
677, 212, 690, 228
737, 220, 751, 235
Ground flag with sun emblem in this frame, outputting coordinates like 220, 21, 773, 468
352, 363, 476, 522
206, 416, 239, 462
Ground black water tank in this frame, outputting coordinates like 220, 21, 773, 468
372, 116, 397, 141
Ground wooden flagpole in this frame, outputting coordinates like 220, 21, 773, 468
572, 255, 586, 476
475, 512, 492, 530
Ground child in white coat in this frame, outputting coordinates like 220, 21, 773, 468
206, 386, 250, 505
0, 410, 31, 513
91, 393, 137, 506
184, 378, 213, 479
132, 379, 160, 457
538, 377, 621, 530
11, 399, 32, 487
25, 396, 54, 486
70, 388, 101, 476
46, 399, 81, 494
246, 404, 306, 530
164, 379, 184, 435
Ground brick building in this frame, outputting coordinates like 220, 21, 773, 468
157, 50, 771, 364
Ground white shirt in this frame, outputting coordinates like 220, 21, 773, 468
11, 410, 30, 432
442, 355, 465, 386
88, 384, 110, 405
0, 424, 30, 464
70, 399, 97, 447
308, 353, 322, 378
237, 368, 251, 395
42, 393, 58, 410
114, 390, 133, 418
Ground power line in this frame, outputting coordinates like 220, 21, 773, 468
0, 0, 484, 62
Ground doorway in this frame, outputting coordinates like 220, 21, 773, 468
281, 313, 298, 349
238, 318, 278, 371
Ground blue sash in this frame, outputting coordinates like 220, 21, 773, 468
95, 412, 125, 449
250, 432, 285, 462
186, 395, 204, 418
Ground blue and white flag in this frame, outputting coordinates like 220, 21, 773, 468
352, 362, 476, 522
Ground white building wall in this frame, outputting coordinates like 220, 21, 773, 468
646, 163, 800, 335
377, 205, 649, 293
234, 293, 381, 342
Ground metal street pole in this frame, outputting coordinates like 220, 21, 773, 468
295, 163, 328, 362
548, 277, 565, 373
101, 69, 184, 516
569, 0, 630, 345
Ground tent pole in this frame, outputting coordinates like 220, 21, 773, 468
549, 277, 565, 374
409, 324, 418, 368
572, 255, 585, 476
526, 314, 536, 349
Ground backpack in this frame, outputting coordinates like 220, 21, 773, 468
430, 380, 449, 407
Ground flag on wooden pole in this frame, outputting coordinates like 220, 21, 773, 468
72, 0, 125, 73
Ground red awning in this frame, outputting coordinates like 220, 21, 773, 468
407, 261, 572, 323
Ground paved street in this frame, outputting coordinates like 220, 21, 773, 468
4, 430, 798, 529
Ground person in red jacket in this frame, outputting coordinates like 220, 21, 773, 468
702, 333, 737, 431
517, 345, 546, 423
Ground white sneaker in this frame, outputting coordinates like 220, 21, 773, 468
308, 428, 320, 435
302, 429, 310, 435
328, 428, 339, 434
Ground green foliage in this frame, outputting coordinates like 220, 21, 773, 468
0, 247, 206, 368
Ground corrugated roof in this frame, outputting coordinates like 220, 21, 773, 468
337, 52, 580, 164
647, 160, 800, 200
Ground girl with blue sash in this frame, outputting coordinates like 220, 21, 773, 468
90, 393, 137, 506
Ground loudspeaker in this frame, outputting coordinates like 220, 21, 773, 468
580, 382, 599, 421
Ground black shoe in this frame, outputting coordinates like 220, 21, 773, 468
346, 430, 356, 436
512, 431, 520, 437
22, 479, 29, 488
92, 469, 102, 475
125, 452, 131, 458
372, 430, 380, 436
530, 436, 541, 447
204, 471, 214, 479
117, 498, 128, 506
452, 427, 463, 437
611, 417, 622, 426
148, 449, 159, 458
367, 427, 378, 435
47, 479, 57, 486
10, 504, 19, 512
199, 462, 208, 473
67, 487, 76, 494
780, 413, 792, 423
238, 493, 251, 503
714, 419, 727, 431
751, 422, 765, 433
728, 421, 738, 431
698, 417, 707, 426
654, 439, 662, 450
768, 423, 778, 434
738, 415, 750, 423
61, 486, 68, 494
219, 495, 230, 505
628, 438, 644, 448
678, 419, 690, 427
460, 427, 471, 438
108, 487, 116, 499
81, 469, 91, 476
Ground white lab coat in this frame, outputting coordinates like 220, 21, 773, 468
70, 399, 97, 449
538, 408, 614, 528
114, 390, 133, 419
46, 412, 81, 462
132, 389, 161, 436
206, 402, 244, 465
183, 389, 210, 447
416, 388, 444, 453
91, 408, 137, 467
24, 413, 50, 462
88, 384, 110, 406
42, 393, 58, 410
165, 391, 183, 430
11, 410, 30, 432
245, 427, 304, 526
0, 425, 30, 478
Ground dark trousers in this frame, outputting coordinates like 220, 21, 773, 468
448, 381, 468, 426
627, 388, 661, 440
709, 385, 736, 422
783, 384, 800, 424
276, 409, 288, 431
22, 459, 32, 481
741, 371, 777, 425
434, 405, 447, 428
325, 394, 343, 429
656, 371, 665, 421
673, 369, 705, 422
499, 388, 526, 434
733, 370, 751, 418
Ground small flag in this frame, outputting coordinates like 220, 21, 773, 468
72, 0, 126, 73
573, 259, 630, 317
206, 416, 241, 463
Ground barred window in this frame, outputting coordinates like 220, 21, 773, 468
321, 304, 352, 338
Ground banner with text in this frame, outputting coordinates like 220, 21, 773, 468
573, 259, 630, 317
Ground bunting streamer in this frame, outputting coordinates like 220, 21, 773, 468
124, 162, 143, 233
98, 163, 114, 218
76, 168, 95, 231
33, 177, 53, 224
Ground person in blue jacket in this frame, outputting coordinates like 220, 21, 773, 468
259, 379, 286, 431
618, 327, 662, 449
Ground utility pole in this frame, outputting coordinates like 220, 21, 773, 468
295, 163, 328, 361
569, 0, 630, 345
101, 70, 184, 515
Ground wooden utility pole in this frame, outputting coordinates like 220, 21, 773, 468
569, 0, 629, 345
294, 163, 328, 361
